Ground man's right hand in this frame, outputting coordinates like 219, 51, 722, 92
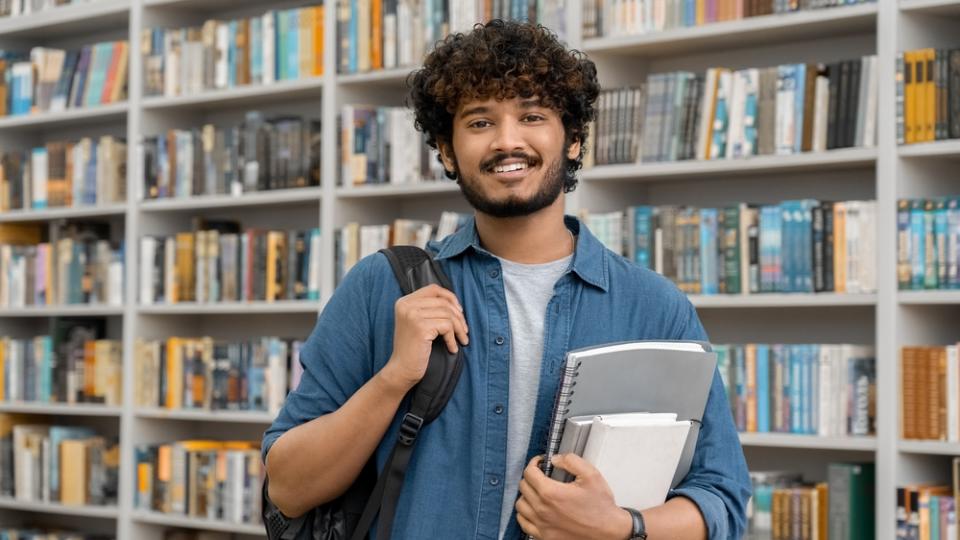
380, 284, 469, 395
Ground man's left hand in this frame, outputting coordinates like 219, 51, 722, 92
516, 454, 633, 540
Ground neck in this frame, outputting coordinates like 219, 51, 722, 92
474, 196, 574, 264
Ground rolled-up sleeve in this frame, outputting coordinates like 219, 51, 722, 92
261, 254, 381, 463
667, 301, 752, 540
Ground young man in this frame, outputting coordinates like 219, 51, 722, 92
263, 20, 750, 540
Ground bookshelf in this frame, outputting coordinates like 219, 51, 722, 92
0, 0, 954, 538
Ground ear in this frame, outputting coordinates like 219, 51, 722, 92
565, 135, 581, 160
437, 140, 457, 174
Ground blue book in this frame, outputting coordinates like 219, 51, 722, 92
228, 21, 238, 87
84, 42, 114, 107
286, 9, 299, 80
935, 198, 948, 287
780, 202, 796, 292
85, 139, 98, 205
792, 64, 806, 154
931, 495, 941, 540
910, 199, 925, 289
700, 208, 719, 295
790, 345, 802, 433
800, 199, 818, 293
250, 16, 263, 84
348, 0, 358, 74
756, 344, 770, 433
950, 198, 960, 289
38, 336, 51, 403
735, 346, 746, 431
634, 206, 654, 269
31, 147, 48, 209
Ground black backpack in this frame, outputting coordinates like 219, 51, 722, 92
263, 245, 466, 540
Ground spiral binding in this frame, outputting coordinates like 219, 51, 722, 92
540, 357, 581, 478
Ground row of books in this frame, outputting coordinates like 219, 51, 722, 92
0, 41, 128, 117
900, 344, 960, 442
583, 199, 877, 296
134, 441, 262, 525
340, 105, 446, 186
717, 343, 875, 437
0, 416, 118, 506
0, 223, 124, 308
0, 0, 87, 18
139, 224, 322, 305
592, 56, 878, 166
336, 0, 565, 74
747, 464, 874, 540
896, 459, 960, 540
581, 0, 874, 39
134, 336, 304, 415
335, 211, 470, 281
897, 198, 960, 291
896, 48, 960, 145
143, 112, 321, 200
142, 6, 324, 98
0, 334, 121, 406
0, 136, 127, 212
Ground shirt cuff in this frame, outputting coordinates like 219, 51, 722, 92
261, 432, 282, 464
667, 485, 729, 540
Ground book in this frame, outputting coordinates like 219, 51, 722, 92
539, 340, 716, 490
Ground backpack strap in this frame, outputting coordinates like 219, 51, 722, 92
349, 246, 462, 540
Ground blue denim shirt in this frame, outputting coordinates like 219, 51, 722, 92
263, 215, 751, 539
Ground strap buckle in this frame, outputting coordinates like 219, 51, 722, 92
398, 412, 424, 446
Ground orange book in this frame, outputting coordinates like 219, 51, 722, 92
157, 444, 172, 513
83, 340, 96, 399
745, 344, 757, 432
299, 7, 312, 79
313, 6, 324, 76
100, 43, 122, 104
108, 41, 129, 103
915, 51, 927, 144
166, 337, 183, 409
371, 0, 383, 70
237, 19, 250, 86
0, 223, 43, 244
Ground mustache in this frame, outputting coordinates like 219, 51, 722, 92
479, 151, 541, 172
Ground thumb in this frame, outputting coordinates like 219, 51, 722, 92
550, 453, 599, 482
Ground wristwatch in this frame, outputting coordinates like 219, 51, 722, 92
622, 507, 648, 540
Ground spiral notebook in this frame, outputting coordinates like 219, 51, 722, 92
539, 340, 717, 489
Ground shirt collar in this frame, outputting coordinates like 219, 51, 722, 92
433, 214, 609, 291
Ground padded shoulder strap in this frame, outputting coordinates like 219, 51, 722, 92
379, 246, 431, 296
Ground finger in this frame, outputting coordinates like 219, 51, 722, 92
523, 455, 553, 494
515, 501, 542, 538
406, 298, 469, 341
518, 478, 544, 508
432, 319, 459, 354
550, 453, 598, 483
413, 284, 462, 311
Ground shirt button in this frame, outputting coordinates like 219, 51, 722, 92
490, 268, 500, 278
495, 336, 505, 346
489, 476, 500, 486
494, 404, 504, 414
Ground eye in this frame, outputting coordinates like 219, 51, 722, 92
522, 114, 546, 122
468, 120, 491, 129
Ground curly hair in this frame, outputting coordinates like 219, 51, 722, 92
407, 19, 600, 192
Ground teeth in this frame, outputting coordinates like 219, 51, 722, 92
494, 163, 527, 173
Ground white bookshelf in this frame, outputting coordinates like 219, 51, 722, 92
0, 498, 120, 519
0, 403, 123, 416
0, 204, 128, 223
739, 433, 878, 451
0, 0, 952, 538
0, 102, 128, 130
0, 0, 130, 39
581, 147, 877, 182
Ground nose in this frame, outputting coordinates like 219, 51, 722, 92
490, 116, 526, 153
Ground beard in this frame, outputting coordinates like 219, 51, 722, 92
453, 151, 566, 218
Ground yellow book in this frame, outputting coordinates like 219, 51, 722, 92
371, 0, 382, 70
299, 7, 313, 79
157, 444, 172, 513
0, 223, 43, 244
696, 0, 706, 25
904, 51, 916, 144
0, 338, 6, 402
833, 202, 847, 293
266, 232, 278, 301
745, 344, 757, 432
83, 340, 96, 400
923, 48, 936, 142
60, 439, 90, 505
915, 51, 927, 144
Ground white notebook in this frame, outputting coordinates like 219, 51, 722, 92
579, 413, 691, 511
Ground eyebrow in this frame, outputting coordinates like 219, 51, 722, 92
458, 98, 546, 119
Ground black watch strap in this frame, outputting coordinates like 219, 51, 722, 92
622, 507, 648, 540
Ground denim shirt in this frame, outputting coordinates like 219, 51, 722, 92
262, 215, 751, 540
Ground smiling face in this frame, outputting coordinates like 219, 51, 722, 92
438, 97, 581, 219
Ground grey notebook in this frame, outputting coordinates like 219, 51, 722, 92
540, 340, 717, 489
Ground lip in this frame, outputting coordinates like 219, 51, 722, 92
489, 163, 535, 181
